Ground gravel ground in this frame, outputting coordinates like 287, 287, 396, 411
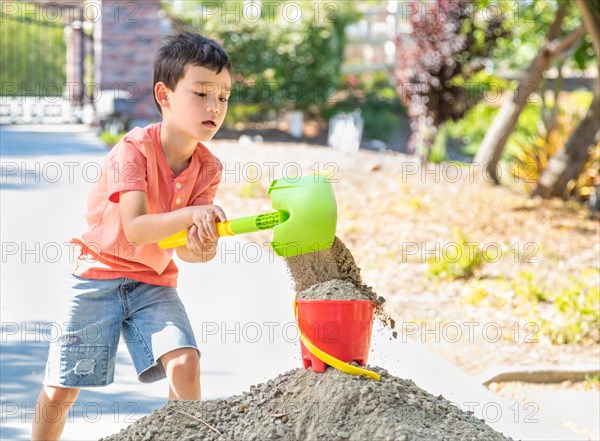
100, 367, 513, 441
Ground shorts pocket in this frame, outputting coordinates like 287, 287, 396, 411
58, 345, 111, 387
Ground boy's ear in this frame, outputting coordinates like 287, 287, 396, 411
155, 82, 170, 108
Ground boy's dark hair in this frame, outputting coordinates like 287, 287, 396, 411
153, 32, 232, 114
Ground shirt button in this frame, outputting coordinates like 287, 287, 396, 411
175, 182, 182, 189
175, 198, 182, 205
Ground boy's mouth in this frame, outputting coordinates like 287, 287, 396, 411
202, 120, 217, 128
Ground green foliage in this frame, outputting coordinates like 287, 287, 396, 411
585, 373, 600, 385
539, 277, 600, 345
487, 0, 594, 74
445, 99, 541, 158
512, 271, 550, 303
509, 112, 579, 191
429, 125, 448, 163
463, 286, 489, 306
170, 1, 360, 118
394, 0, 511, 156
462, 269, 600, 345
426, 229, 488, 280
100, 131, 126, 148
322, 71, 404, 142
512, 270, 600, 345
0, 3, 66, 95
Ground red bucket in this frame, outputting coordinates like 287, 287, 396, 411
296, 299, 375, 373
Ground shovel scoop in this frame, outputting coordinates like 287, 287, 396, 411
158, 175, 337, 257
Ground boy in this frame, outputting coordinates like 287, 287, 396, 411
32, 32, 232, 440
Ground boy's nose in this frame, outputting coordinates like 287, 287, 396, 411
207, 99, 219, 113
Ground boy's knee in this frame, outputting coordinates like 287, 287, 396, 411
162, 348, 200, 377
43, 385, 80, 404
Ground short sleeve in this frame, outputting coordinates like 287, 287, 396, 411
191, 167, 222, 206
107, 139, 148, 203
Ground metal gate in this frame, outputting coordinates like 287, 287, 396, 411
0, 1, 91, 124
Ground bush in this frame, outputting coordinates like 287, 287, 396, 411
462, 269, 599, 345
444, 100, 541, 158
0, 4, 66, 95
171, 1, 360, 119
509, 112, 579, 192
426, 229, 488, 280
394, 0, 510, 157
322, 72, 404, 142
513, 270, 600, 344
100, 131, 126, 148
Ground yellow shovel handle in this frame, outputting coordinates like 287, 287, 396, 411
158, 221, 234, 249
294, 299, 380, 381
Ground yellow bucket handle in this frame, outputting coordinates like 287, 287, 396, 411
294, 298, 380, 381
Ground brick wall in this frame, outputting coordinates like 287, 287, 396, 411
92, 0, 161, 120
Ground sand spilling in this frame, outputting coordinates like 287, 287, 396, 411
101, 237, 513, 440
289, 237, 396, 333
284, 237, 364, 292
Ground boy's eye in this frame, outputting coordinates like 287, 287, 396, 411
219, 97, 229, 103
195, 92, 207, 97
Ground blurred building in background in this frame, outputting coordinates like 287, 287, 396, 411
343, 1, 411, 74
0, 0, 164, 125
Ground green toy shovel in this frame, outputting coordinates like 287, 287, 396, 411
158, 175, 337, 257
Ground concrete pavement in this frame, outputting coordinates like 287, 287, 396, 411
1, 125, 595, 440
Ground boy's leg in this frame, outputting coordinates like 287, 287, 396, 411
31, 385, 80, 441
34, 276, 124, 439
160, 347, 201, 400
121, 282, 201, 400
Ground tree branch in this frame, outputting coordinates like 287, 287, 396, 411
576, 0, 600, 57
547, 2, 569, 40
544, 26, 586, 59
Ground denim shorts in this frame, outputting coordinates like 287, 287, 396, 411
43, 275, 199, 387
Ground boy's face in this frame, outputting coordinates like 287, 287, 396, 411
161, 65, 231, 141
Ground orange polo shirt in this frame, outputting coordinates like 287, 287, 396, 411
72, 123, 222, 287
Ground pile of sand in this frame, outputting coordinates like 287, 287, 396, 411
101, 367, 512, 441
101, 237, 511, 440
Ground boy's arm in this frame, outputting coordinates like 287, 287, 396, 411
119, 190, 224, 247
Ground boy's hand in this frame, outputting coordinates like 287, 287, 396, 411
190, 204, 227, 243
185, 224, 218, 256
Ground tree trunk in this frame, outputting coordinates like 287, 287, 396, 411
533, 88, 599, 198
473, 3, 570, 183
533, 1, 600, 198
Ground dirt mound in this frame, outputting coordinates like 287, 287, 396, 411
101, 367, 512, 441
